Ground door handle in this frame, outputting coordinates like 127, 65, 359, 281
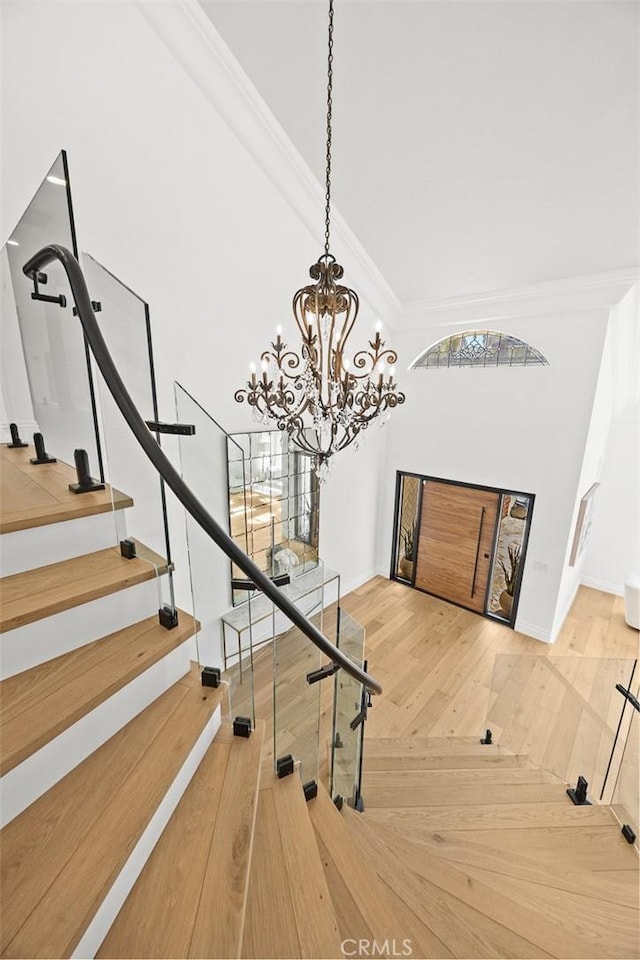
470, 506, 486, 598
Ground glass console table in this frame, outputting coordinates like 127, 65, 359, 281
221, 563, 340, 673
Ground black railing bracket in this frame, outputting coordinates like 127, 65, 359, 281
233, 716, 252, 738
201, 666, 221, 688
276, 754, 294, 778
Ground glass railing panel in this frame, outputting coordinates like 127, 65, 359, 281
3, 151, 103, 476
272, 559, 340, 781
486, 655, 637, 797
610, 684, 639, 844
221, 591, 258, 730
273, 603, 323, 784
174, 382, 240, 676
82, 254, 174, 617
330, 609, 366, 806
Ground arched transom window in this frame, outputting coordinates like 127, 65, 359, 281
411, 330, 549, 369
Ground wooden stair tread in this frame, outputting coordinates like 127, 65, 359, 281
364, 765, 560, 789
364, 777, 570, 808
367, 812, 639, 910
239, 783, 301, 959
0, 611, 198, 776
344, 807, 557, 960
365, 736, 516, 758
462, 858, 640, 957
308, 784, 454, 959
98, 720, 265, 959
0, 542, 167, 633
0, 674, 222, 959
366, 800, 620, 831
365, 751, 532, 771
0, 445, 132, 534
243, 774, 342, 959
346, 807, 613, 960
455, 825, 640, 881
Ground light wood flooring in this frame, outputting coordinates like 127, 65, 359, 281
226, 577, 638, 806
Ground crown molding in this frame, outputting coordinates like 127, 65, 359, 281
399, 267, 640, 330
134, 0, 401, 327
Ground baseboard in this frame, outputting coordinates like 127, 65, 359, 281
580, 575, 624, 597
512, 619, 554, 643
71, 703, 222, 959
342, 568, 380, 597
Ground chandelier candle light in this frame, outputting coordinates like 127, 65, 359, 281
235, 0, 405, 480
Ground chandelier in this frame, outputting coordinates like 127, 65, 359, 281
235, 0, 405, 480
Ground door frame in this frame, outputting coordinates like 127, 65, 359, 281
390, 471, 535, 628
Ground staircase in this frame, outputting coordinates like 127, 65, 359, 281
1, 446, 638, 960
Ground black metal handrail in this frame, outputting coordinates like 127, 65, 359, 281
23, 244, 382, 695
615, 683, 640, 712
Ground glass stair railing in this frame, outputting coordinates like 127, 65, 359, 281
485, 654, 637, 803
173, 380, 372, 792
2, 151, 175, 623
330, 608, 368, 809
173, 380, 257, 720
3, 150, 104, 479
6, 152, 382, 787
610, 680, 639, 846
82, 253, 176, 622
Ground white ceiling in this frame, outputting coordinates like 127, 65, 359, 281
199, 1, 639, 305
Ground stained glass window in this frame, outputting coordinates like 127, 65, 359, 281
411, 331, 549, 369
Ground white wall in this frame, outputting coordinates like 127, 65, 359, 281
376, 308, 609, 641
581, 285, 640, 595
1, 0, 386, 662
551, 315, 615, 634
3, 1, 635, 655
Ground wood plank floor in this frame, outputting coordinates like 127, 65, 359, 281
225, 576, 638, 799
0, 444, 131, 533
346, 579, 638, 794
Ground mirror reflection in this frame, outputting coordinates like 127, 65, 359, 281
227, 431, 319, 605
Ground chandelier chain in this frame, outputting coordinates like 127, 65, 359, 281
235, 0, 406, 478
324, 0, 334, 259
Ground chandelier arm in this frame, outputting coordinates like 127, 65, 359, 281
266, 347, 304, 378
327, 309, 337, 383
350, 346, 399, 379
336, 295, 358, 369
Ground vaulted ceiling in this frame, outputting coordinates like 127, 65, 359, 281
199, 1, 638, 306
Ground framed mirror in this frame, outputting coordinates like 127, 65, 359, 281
227, 430, 320, 605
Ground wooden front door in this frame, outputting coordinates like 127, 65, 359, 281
415, 480, 499, 613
